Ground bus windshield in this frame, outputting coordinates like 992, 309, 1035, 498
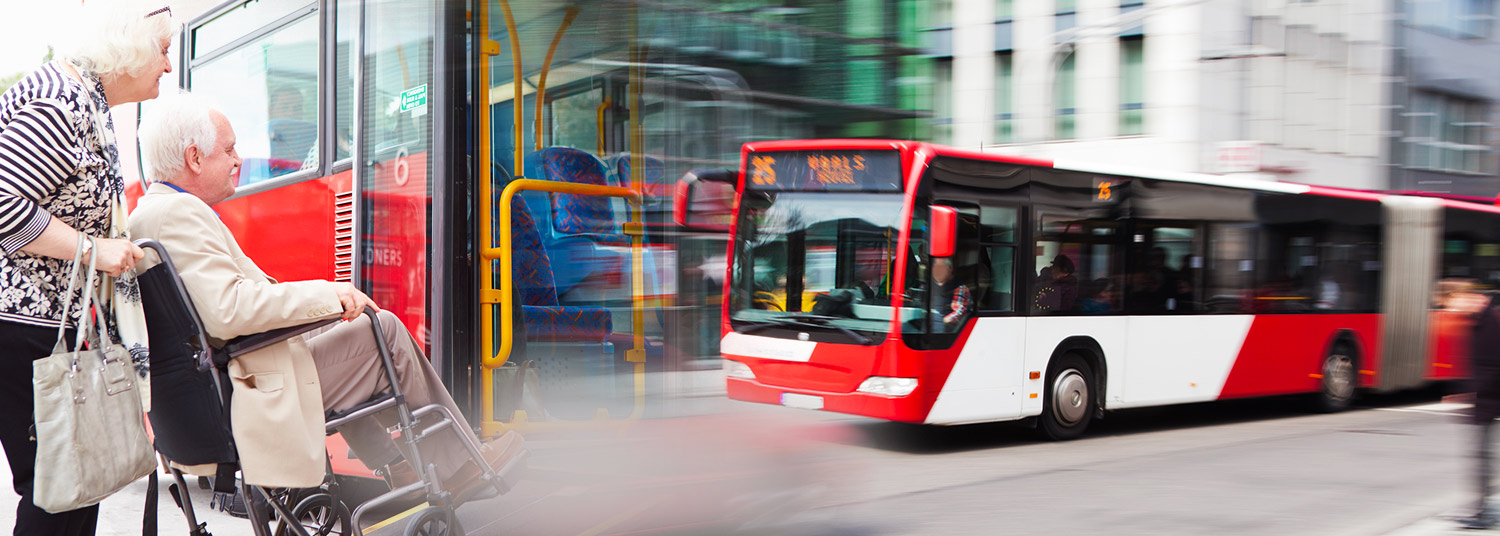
729, 192, 918, 342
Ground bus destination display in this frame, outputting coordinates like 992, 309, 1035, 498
746, 150, 901, 191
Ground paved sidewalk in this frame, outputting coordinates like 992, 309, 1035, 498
0, 465, 255, 536
0, 368, 731, 535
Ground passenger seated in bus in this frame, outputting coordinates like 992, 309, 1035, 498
1034, 255, 1078, 313
931, 258, 972, 331
131, 93, 523, 493
266, 85, 317, 167
1078, 278, 1115, 314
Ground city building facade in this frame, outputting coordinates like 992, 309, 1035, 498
931, 0, 1498, 194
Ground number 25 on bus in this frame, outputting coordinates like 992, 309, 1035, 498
717, 139, 1485, 439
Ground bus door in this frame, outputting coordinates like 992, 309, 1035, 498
1027, 212, 1127, 413
479, 1, 649, 430
919, 200, 1029, 424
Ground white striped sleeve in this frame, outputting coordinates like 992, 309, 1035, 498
0, 97, 81, 254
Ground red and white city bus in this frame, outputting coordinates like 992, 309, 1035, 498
719, 139, 1496, 439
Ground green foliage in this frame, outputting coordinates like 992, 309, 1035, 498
0, 46, 54, 94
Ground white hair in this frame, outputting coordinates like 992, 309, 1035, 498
140, 91, 218, 185
55, 0, 177, 82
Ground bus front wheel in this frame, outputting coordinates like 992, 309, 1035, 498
1039, 354, 1095, 441
1316, 346, 1357, 413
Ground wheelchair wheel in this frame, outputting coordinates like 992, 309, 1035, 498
273, 493, 352, 536
405, 506, 465, 536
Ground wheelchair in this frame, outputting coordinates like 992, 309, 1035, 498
134, 239, 525, 536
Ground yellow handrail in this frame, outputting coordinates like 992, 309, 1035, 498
477, 0, 500, 430
595, 96, 610, 154
535, 7, 582, 151
480, 180, 647, 433
499, 0, 524, 173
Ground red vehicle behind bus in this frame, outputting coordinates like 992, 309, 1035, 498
720, 140, 1494, 439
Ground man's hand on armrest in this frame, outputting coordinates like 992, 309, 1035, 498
334, 282, 381, 320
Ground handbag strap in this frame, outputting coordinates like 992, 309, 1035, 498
50, 234, 90, 355
75, 238, 102, 355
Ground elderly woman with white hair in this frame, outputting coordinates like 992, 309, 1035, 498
0, 1, 175, 533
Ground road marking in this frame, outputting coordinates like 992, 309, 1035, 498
364, 502, 427, 533
1374, 402, 1471, 416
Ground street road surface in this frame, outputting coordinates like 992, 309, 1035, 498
2, 388, 1479, 535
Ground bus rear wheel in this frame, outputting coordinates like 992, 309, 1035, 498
1316, 347, 1356, 413
1039, 354, 1095, 441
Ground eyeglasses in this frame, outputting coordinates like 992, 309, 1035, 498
145, 6, 171, 19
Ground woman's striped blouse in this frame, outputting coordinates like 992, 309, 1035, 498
0, 61, 120, 328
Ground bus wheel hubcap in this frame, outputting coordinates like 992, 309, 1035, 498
1053, 369, 1089, 426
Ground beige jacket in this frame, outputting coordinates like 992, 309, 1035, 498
129, 183, 343, 488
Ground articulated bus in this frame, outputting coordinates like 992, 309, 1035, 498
718, 140, 1497, 439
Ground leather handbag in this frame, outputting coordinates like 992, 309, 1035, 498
32, 235, 157, 513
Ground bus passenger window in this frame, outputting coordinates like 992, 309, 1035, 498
1207, 224, 1256, 313
1125, 225, 1201, 314
190, 15, 321, 186
1034, 216, 1120, 315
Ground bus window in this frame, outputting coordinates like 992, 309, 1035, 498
548, 87, 603, 152
1125, 224, 1202, 314
978, 204, 1017, 314
333, 0, 356, 162
1207, 224, 1256, 313
191, 15, 320, 186
926, 204, 982, 334
1034, 215, 1120, 315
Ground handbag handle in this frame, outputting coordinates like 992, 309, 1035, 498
50, 234, 100, 365
50, 234, 88, 355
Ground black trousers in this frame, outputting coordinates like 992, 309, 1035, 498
0, 321, 97, 536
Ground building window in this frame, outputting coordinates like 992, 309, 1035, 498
934, 58, 953, 144
1055, 51, 1076, 139
1405, 92, 1493, 174
931, 0, 953, 29
1409, 0, 1496, 39
1056, 0, 1077, 37
1119, 37, 1144, 136
1120, 0, 1145, 37
995, 0, 1013, 51
995, 52, 1013, 142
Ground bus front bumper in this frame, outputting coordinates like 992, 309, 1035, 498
725, 377, 927, 423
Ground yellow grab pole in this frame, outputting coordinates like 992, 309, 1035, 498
477, 0, 499, 433
535, 7, 582, 150
480, 0, 521, 437
595, 96, 611, 154
625, 2, 648, 419
499, 0, 524, 175
480, 180, 643, 371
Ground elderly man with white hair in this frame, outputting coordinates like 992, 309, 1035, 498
130, 92, 524, 498
0, 1, 175, 532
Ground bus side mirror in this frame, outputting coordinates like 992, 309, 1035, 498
931, 205, 957, 258
674, 168, 737, 231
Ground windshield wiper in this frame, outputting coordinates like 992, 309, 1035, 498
735, 316, 871, 345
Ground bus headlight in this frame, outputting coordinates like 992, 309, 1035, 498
724, 360, 756, 380
856, 377, 918, 397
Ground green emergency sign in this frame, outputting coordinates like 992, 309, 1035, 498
400, 85, 428, 112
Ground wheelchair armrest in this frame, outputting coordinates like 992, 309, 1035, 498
223, 318, 341, 360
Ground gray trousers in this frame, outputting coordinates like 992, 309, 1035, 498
305, 310, 473, 481
1478, 418, 1495, 517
